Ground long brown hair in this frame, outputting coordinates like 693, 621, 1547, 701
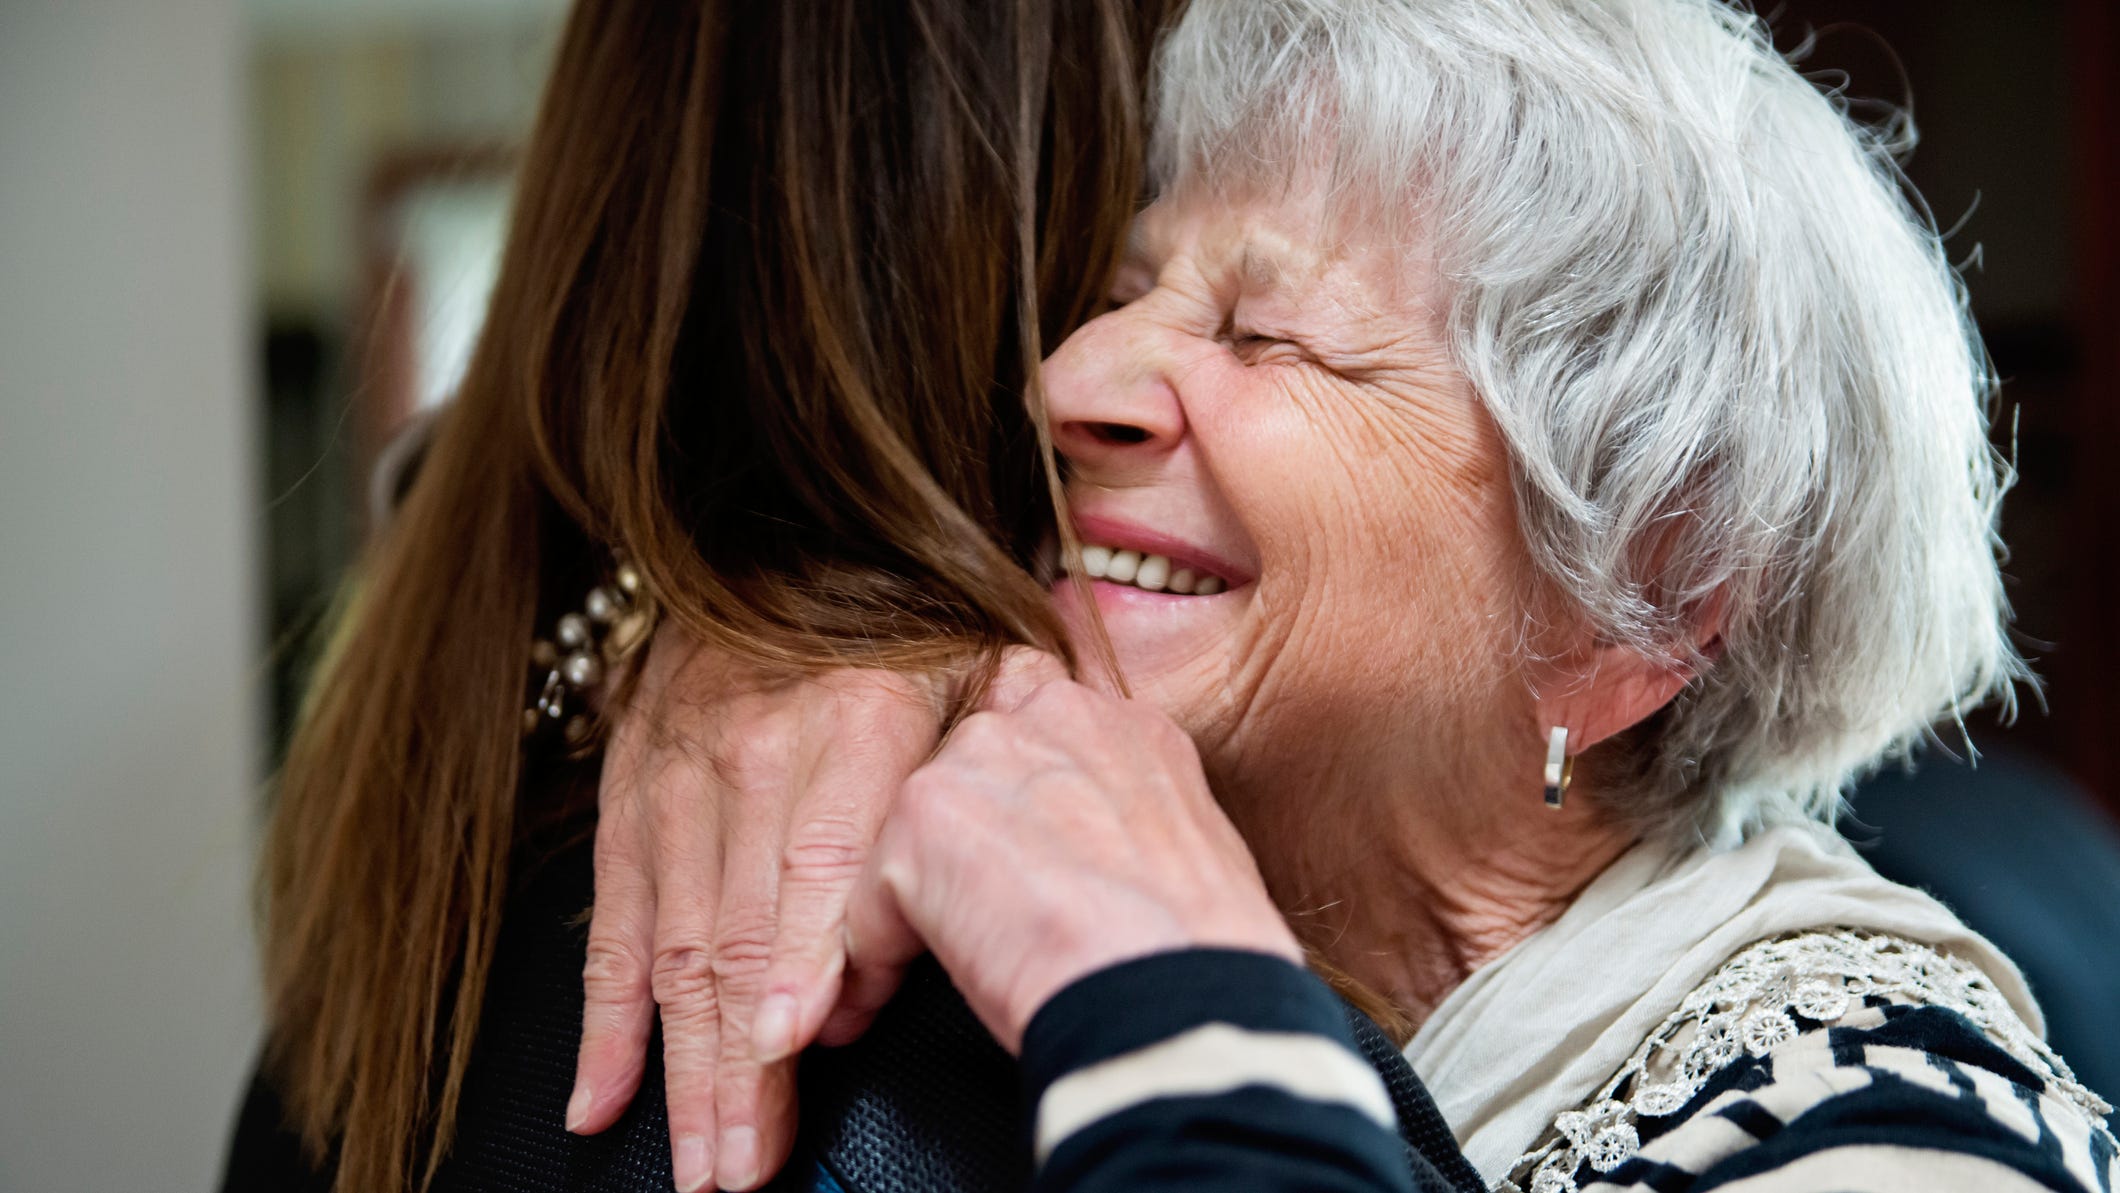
262, 1, 1170, 1188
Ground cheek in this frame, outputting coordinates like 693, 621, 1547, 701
1199, 372, 1533, 762
1226, 368, 1524, 637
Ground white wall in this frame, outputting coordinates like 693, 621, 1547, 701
250, 23, 555, 317
0, 1, 263, 1189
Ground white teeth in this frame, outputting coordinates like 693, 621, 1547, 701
1066, 542, 1230, 594
1133, 554, 1170, 591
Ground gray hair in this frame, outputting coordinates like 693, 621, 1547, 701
1153, 0, 2026, 843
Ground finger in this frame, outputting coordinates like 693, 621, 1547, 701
702, 821, 784, 1192
571, 626, 696, 1134
748, 837, 861, 1065
645, 760, 730, 1193
748, 1058, 801, 1192
569, 755, 658, 1135
976, 647, 1071, 714
749, 715, 931, 1065
750, 916, 849, 1064
714, 1052, 797, 1192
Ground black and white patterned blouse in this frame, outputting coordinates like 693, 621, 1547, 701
1490, 930, 2117, 1192
1024, 933, 2118, 1193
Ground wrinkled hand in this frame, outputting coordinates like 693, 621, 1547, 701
568, 631, 941, 1193
846, 650, 1301, 1053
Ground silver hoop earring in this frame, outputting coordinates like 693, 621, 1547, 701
1543, 726, 1574, 810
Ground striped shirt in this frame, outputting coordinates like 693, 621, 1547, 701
1500, 929, 2117, 1193
1510, 1000, 2119, 1192
1020, 948, 1479, 1193
1021, 937, 2117, 1193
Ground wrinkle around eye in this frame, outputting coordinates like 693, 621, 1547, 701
1227, 332, 1323, 370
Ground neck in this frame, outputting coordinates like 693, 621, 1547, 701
1243, 778, 1636, 1029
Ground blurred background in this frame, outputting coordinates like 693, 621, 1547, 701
0, 0, 2113, 1188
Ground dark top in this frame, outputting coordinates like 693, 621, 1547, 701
220, 805, 2120, 1193
221, 832, 1483, 1193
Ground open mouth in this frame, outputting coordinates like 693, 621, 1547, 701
1067, 544, 1228, 594
1039, 511, 1253, 605
1042, 513, 1249, 598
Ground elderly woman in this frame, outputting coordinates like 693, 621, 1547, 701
570, 1, 2119, 1191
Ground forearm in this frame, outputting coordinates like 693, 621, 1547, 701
1021, 949, 1452, 1193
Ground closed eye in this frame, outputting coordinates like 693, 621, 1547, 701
1228, 332, 1308, 366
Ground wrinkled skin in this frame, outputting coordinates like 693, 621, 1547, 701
846, 649, 1301, 1053
568, 640, 940, 1193
571, 183, 1683, 1190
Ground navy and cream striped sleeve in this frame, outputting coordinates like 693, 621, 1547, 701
1019, 948, 1440, 1193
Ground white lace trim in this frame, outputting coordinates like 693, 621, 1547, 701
1494, 928, 2113, 1193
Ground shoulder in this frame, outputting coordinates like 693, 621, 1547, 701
1612, 1001, 2117, 1193
1503, 931, 2118, 1193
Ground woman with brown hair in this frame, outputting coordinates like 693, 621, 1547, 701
229, 0, 1164, 1188
225, 0, 1467, 1190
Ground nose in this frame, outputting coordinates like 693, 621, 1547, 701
1041, 307, 1188, 480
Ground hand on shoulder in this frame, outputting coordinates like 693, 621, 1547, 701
847, 648, 1302, 1052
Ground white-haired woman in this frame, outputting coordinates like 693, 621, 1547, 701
567, 2, 2119, 1191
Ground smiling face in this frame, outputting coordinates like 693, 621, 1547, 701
1042, 183, 1548, 864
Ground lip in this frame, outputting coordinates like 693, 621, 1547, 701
1067, 512, 1255, 588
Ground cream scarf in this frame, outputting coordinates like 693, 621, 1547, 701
1402, 822, 2043, 1183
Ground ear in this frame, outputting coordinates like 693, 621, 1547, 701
1531, 647, 1695, 751
1530, 593, 1725, 752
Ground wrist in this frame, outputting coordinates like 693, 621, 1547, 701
1018, 946, 1355, 1093
1002, 918, 1304, 1050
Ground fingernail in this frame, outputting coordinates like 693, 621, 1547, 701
717, 1125, 761, 1191
673, 1133, 713, 1193
565, 1084, 594, 1133
752, 992, 799, 1062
